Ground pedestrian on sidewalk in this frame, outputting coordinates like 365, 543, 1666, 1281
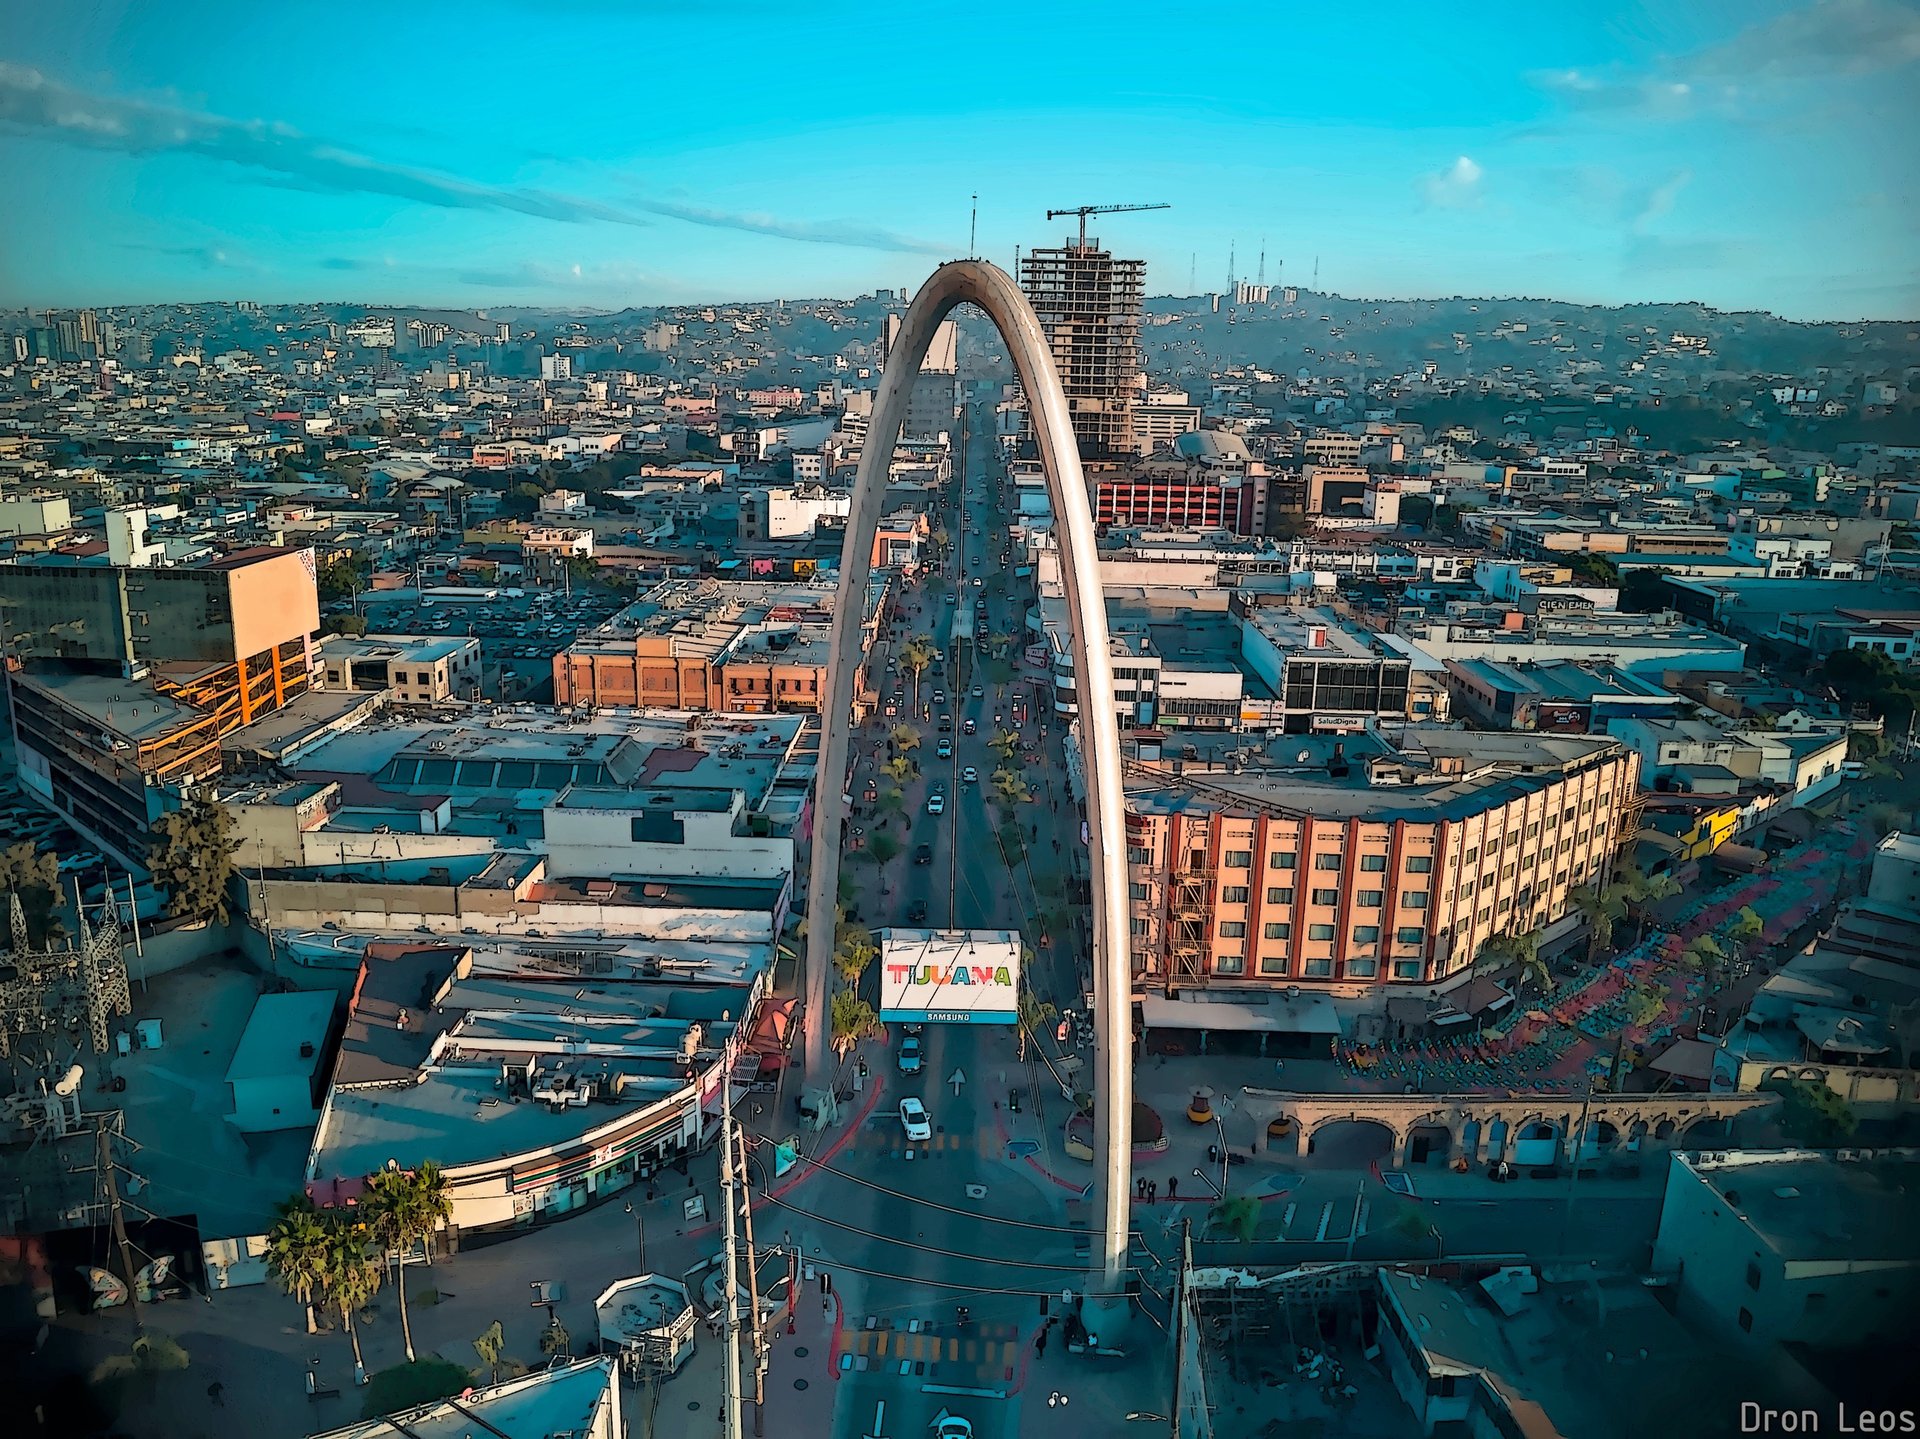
206, 1381, 225, 1408
1167, 1176, 1178, 1201
1035, 1329, 1048, 1358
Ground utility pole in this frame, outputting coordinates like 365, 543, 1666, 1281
735, 1119, 768, 1436
718, 1069, 745, 1439
1559, 1084, 1595, 1257
98, 1119, 143, 1334
1342, 1177, 1366, 1263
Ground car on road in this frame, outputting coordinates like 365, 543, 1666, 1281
936, 738, 953, 758
971, 686, 983, 699
914, 843, 933, 865
906, 897, 928, 924
931, 1412, 973, 1439
898, 1097, 932, 1142
932, 690, 946, 704
897, 1036, 923, 1073
962, 718, 976, 734
971, 577, 982, 587
962, 766, 978, 783
925, 792, 945, 815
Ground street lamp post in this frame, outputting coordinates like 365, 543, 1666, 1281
625, 1201, 646, 1273
1342, 1179, 1367, 1262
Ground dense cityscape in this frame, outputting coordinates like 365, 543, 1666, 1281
3, 6, 1919, 1439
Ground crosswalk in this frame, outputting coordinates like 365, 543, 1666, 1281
842, 1315, 1021, 1386
850, 1122, 975, 1158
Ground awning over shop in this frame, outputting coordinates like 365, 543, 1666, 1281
1142, 990, 1343, 1036
1712, 843, 1770, 874
1648, 1037, 1718, 1083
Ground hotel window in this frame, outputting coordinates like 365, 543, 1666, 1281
1130, 916, 1149, 935
1218, 921, 1247, 939
1463, 846, 1479, 864
1314, 853, 1343, 871
1304, 958, 1334, 977
1393, 960, 1422, 979
1269, 851, 1297, 870
1222, 885, 1250, 904
1127, 846, 1153, 865
1397, 926, 1426, 945
1347, 957, 1378, 977
1406, 856, 1433, 874
1216, 954, 1245, 975
1129, 882, 1148, 900
1308, 923, 1336, 941
1360, 854, 1387, 872
1352, 925, 1380, 944
1267, 886, 1294, 905
1258, 954, 1288, 976
1223, 849, 1252, 868
1404, 891, 1430, 909
1311, 887, 1340, 906
1356, 889, 1383, 908
1263, 921, 1291, 940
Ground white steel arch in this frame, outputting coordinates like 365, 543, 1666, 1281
801, 259, 1134, 1303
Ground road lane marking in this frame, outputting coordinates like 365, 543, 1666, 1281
1314, 1202, 1334, 1241
1281, 1202, 1296, 1232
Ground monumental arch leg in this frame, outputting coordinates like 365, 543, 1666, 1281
801, 260, 1135, 1321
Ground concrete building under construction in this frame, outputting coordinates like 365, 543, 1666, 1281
1020, 240, 1147, 460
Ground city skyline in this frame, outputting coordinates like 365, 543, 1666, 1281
2, 0, 1916, 320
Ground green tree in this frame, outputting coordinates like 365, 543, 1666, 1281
869, 830, 902, 866
1681, 933, 1728, 987
148, 799, 239, 923
360, 1162, 453, 1364
881, 755, 917, 788
888, 723, 922, 756
563, 555, 599, 588
326, 612, 369, 637
875, 787, 906, 822
0, 839, 63, 947
900, 636, 937, 706
829, 988, 882, 1058
325, 1219, 384, 1379
265, 1196, 332, 1328
538, 1318, 571, 1359
1726, 905, 1765, 962
1617, 568, 1673, 614
1476, 929, 1547, 990
833, 924, 877, 986
1384, 1203, 1440, 1254
473, 1320, 508, 1386
1399, 494, 1435, 530
987, 728, 1020, 766
1819, 647, 1920, 725
360, 1358, 472, 1420
990, 768, 1034, 809
1210, 1196, 1261, 1243
1764, 1078, 1858, 1146
1620, 864, 1683, 945
1015, 984, 1056, 1063
1569, 883, 1628, 962
317, 555, 369, 602
930, 525, 950, 556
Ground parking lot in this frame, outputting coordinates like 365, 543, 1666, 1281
350, 585, 629, 700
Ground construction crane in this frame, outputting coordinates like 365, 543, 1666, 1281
1045, 202, 1171, 252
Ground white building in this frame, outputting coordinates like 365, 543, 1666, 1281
315, 633, 482, 704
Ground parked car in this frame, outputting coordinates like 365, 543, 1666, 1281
898, 1097, 932, 1142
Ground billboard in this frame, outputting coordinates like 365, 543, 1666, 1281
879, 929, 1021, 1025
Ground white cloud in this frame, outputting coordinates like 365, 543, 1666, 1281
1421, 156, 1483, 208
1634, 169, 1692, 230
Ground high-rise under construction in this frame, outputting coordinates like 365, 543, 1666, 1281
1020, 239, 1146, 460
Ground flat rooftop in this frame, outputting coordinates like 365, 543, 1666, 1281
224, 990, 336, 1084
221, 687, 385, 762
321, 632, 475, 664
1682, 1149, 1920, 1262
1123, 727, 1626, 822
1449, 657, 1678, 703
16, 670, 206, 742
1244, 606, 1385, 661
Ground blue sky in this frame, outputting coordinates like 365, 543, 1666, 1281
1, 0, 1915, 319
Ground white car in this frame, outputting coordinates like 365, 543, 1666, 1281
962, 766, 978, 784
931, 1414, 973, 1439
926, 792, 946, 816
899, 1097, 932, 1142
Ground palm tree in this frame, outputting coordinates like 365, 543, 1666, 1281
323, 1218, 383, 1380
900, 636, 936, 705
990, 768, 1034, 809
539, 1317, 571, 1359
1726, 905, 1764, 963
1568, 883, 1627, 963
882, 755, 917, 788
265, 1196, 332, 1332
473, 1320, 508, 1386
1681, 933, 1728, 988
988, 729, 1020, 766
986, 632, 1014, 659
1015, 985, 1057, 1062
360, 1162, 453, 1363
1477, 929, 1547, 991
1621, 865, 1682, 945
830, 989, 882, 1058
834, 925, 877, 986
888, 723, 922, 756
930, 525, 950, 556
